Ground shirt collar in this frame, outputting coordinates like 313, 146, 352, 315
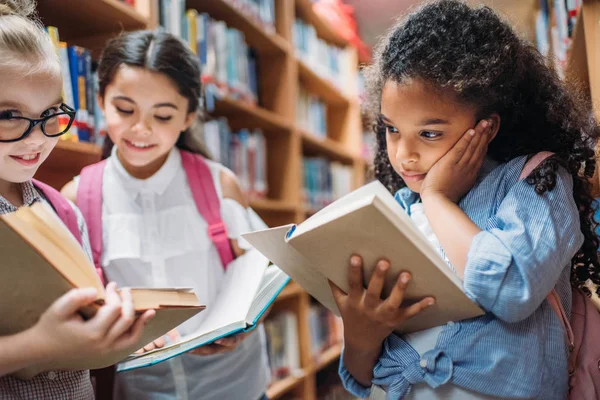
0, 180, 43, 214
108, 145, 181, 196
394, 157, 500, 213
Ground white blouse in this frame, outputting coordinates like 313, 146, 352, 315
82, 147, 270, 400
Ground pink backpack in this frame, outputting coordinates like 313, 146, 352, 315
31, 179, 82, 245
76, 151, 235, 284
520, 153, 600, 398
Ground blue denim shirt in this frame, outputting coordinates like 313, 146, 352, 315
339, 156, 582, 399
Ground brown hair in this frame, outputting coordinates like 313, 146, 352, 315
97, 29, 211, 159
0, 0, 60, 76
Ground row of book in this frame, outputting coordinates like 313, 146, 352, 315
303, 157, 353, 211
308, 304, 343, 359
296, 87, 327, 138
202, 118, 268, 199
293, 18, 355, 95
264, 311, 301, 382
161, 0, 276, 35
45, 27, 105, 145
159, 3, 260, 104
535, 0, 581, 78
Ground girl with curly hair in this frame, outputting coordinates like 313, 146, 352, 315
329, 1, 600, 398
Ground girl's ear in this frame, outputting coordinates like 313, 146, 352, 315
184, 111, 197, 131
488, 113, 501, 141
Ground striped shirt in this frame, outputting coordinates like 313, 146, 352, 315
0, 181, 94, 400
339, 156, 581, 399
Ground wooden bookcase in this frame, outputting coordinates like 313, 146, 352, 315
35, 1, 365, 399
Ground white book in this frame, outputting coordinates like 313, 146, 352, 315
242, 181, 484, 334
118, 250, 290, 372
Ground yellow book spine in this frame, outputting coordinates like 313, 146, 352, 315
187, 10, 198, 55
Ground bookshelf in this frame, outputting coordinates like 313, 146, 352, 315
559, 0, 600, 194
35, 0, 364, 399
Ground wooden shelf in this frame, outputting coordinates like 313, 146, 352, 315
300, 130, 355, 164
187, 0, 288, 54
250, 198, 298, 213
294, 0, 348, 47
38, 0, 148, 41
298, 59, 350, 107
212, 97, 292, 134
36, 141, 103, 189
312, 343, 343, 373
275, 281, 304, 302
266, 373, 305, 399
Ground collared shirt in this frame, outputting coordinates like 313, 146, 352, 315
0, 181, 94, 400
339, 156, 581, 399
87, 147, 270, 400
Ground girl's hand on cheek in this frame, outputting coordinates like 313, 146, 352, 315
420, 119, 494, 203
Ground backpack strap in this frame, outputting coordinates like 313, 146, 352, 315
31, 179, 82, 245
518, 153, 576, 350
77, 160, 107, 284
180, 151, 234, 269
518, 151, 555, 180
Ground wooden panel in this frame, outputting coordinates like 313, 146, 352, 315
294, 0, 348, 47
297, 59, 349, 107
35, 141, 102, 190
266, 373, 305, 400
187, 0, 289, 54
213, 97, 292, 133
38, 0, 148, 40
300, 130, 355, 165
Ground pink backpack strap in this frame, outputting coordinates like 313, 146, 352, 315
76, 160, 107, 284
547, 289, 575, 351
32, 179, 82, 245
518, 151, 555, 180
180, 151, 234, 269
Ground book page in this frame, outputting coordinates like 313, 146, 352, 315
180, 249, 269, 339
242, 226, 341, 315
286, 198, 483, 332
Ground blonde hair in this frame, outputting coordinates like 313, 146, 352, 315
0, 0, 60, 76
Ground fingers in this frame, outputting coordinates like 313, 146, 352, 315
50, 288, 98, 319
384, 272, 411, 310
328, 280, 347, 307
152, 335, 167, 349
189, 344, 230, 356
166, 329, 181, 344
364, 260, 389, 308
105, 288, 136, 342
87, 284, 125, 337
447, 126, 476, 164
468, 120, 492, 166
115, 309, 156, 352
347, 255, 364, 299
214, 336, 240, 348
401, 297, 435, 320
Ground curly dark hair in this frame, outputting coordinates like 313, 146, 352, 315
365, 0, 600, 292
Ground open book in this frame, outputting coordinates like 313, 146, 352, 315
0, 202, 205, 378
242, 181, 484, 334
118, 249, 290, 372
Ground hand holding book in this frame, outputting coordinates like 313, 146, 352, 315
330, 255, 435, 352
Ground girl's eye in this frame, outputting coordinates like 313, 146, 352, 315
116, 106, 134, 115
420, 131, 442, 139
0, 109, 20, 119
385, 124, 399, 135
155, 115, 173, 122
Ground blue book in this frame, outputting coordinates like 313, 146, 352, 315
117, 250, 290, 372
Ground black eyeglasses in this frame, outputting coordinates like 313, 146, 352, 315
0, 103, 77, 143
